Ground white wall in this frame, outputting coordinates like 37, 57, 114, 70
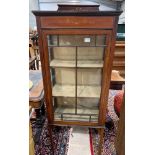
118, 1, 125, 24
29, 0, 125, 28
29, 0, 39, 29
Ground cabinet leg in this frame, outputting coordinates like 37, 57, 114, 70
36, 60, 39, 70
48, 125, 54, 155
98, 128, 104, 155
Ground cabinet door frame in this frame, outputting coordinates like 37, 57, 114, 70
41, 29, 113, 126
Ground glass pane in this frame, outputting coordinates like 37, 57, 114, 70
77, 47, 104, 60
77, 68, 102, 118
47, 34, 76, 121
47, 34, 106, 123
76, 35, 105, 122
47, 35, 57, 46
50, 68, 76, 121
77, 47, 104, 68
77, 69, 102, 86
60, 114, 90, 122
54, 97, 76, 121
59, 35, 96, 46
77, 98, 99, 114
47, 35, 106, 47
49, 47, 76, 67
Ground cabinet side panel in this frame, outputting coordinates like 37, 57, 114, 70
99, 17, 119, 125
36, 17, 54, 123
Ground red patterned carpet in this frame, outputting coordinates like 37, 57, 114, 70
89, 90, 120, 155
32, 90, 120, 155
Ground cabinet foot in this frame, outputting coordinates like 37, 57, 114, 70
48, 125, 54, 155
98, 128, 104, 155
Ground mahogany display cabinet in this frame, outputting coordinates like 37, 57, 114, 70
33, 4, 122, 155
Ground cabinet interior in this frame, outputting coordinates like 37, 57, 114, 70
47, 34, 106, 122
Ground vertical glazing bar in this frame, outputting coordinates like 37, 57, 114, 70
52, 68, 56, 85
49, 35, 52, 45
61, 114, 63, 121
98, 35, 107, 124
102, 35, 106, 60
89, 116, 91, 122
75, 46, 77, 114
48, 47, 51, 62
57, 35, 59, 46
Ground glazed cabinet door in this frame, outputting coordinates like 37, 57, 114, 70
42, 30, 112, 126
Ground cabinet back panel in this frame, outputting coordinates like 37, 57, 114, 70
55, 97, 99, 108
55, 68, 75, 85
53, 47, 76, 60
54, 68, 102, 85
50, 47, 104, 60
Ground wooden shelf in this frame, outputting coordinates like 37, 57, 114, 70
113, 61, 125, 67
50, 60, 103, 68
52, 85, 101, 98
113, 41, 125, 77
114, 51, 124, 57
55, 107, 99, 115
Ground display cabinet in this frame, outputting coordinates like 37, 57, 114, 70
33, 4, 122, 155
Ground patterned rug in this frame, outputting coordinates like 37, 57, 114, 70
31, 120, 71, 155
31, 90, 120, 155
89, 90, 120, 155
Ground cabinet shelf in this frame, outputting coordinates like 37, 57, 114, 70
50, 60, 103, 68
52, 85, 101, 98
48, 45, 107, 47
55, 107, 99, 115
